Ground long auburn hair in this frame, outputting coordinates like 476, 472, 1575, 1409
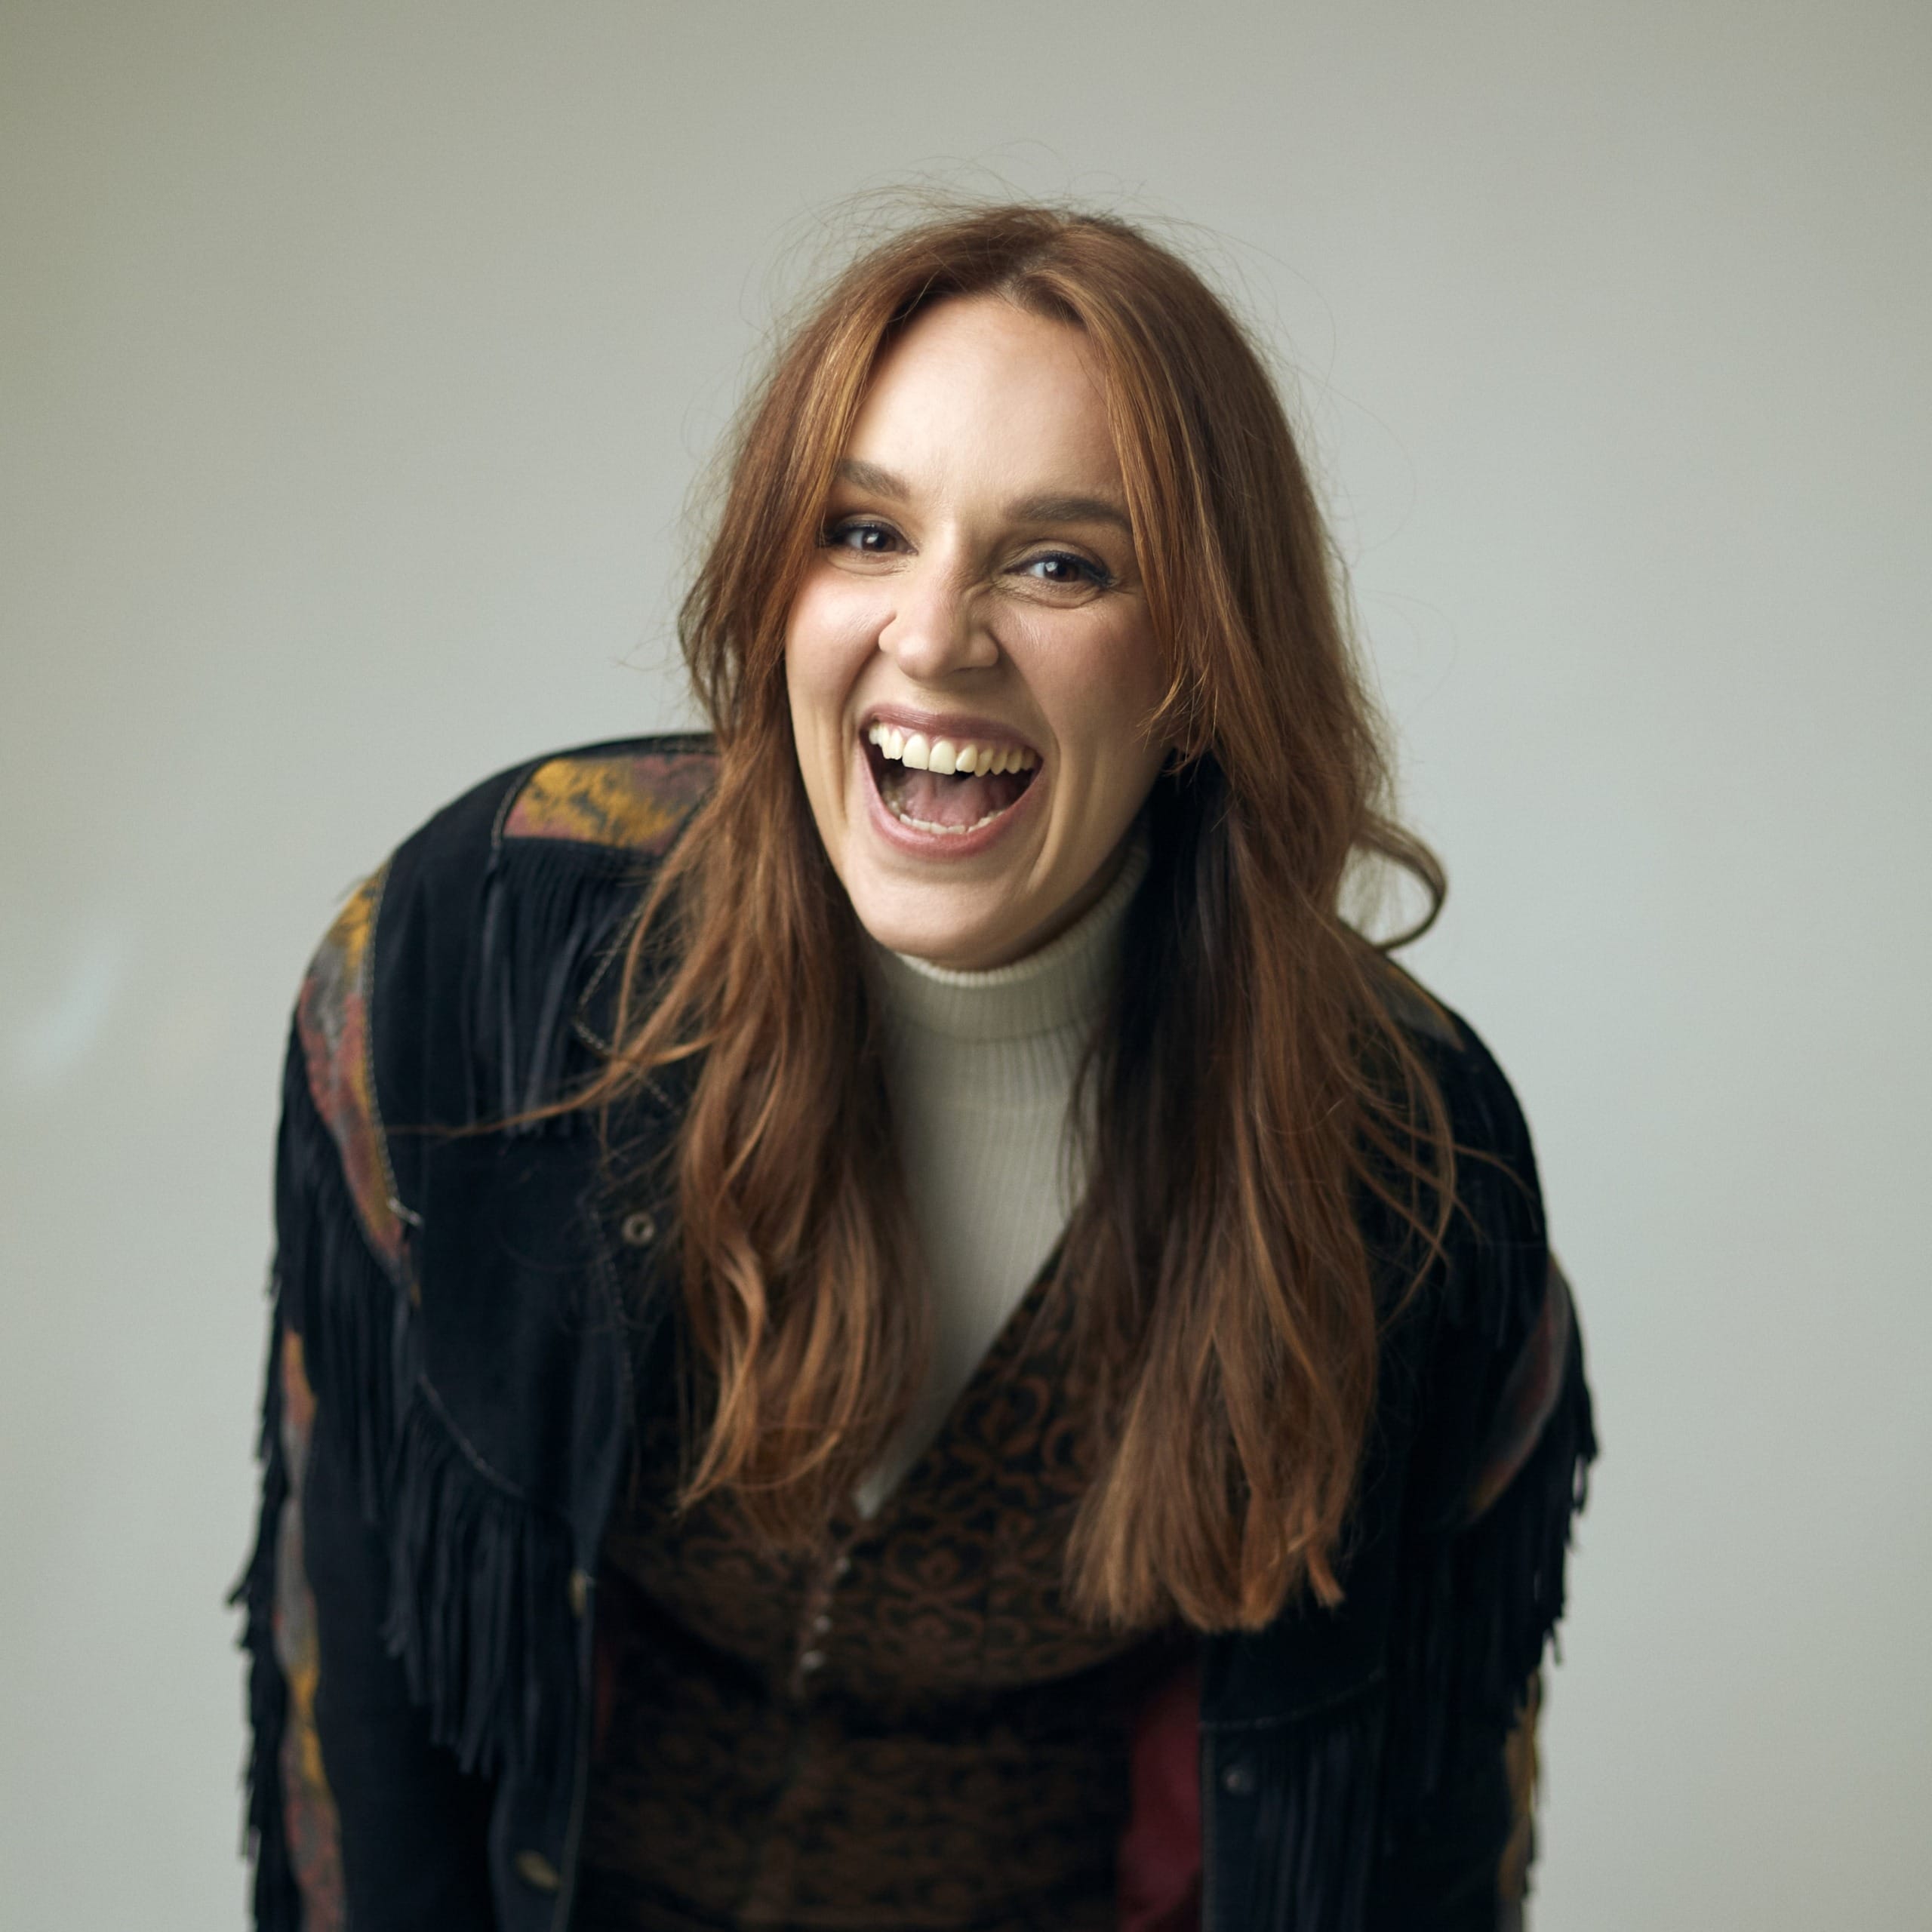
581, 204, 1455, 1633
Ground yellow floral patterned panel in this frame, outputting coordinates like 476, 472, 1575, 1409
275, 1331, 346, 1930
503, 750, 715, 854
295, 863, 405, 1272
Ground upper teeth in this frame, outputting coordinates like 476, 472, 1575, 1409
866, 724, 1039, 776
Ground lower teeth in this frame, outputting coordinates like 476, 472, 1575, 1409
887, 798, 1006, 835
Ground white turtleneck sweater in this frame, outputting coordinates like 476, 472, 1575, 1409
855, 838, 1149, 1517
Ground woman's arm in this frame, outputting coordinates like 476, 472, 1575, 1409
235, 884, 497, 1930
1367, 1016, 1597, 1928
1372, 1260, 1591, 1925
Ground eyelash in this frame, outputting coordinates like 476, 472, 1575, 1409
818, 517, 1115, 591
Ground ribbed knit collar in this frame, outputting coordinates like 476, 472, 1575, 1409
869, 832, 1149, 1045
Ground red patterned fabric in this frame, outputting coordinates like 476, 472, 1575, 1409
1117, 1654, 1202, 1932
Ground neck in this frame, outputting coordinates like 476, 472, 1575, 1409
869, 832, 1149, 1045
853, 832, 1148, 1516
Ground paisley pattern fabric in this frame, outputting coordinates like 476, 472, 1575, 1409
294, 863, 405, 1274
578, 1263, 1185, 1931
503, 749, 715, 852
272, 1331, 346, 1928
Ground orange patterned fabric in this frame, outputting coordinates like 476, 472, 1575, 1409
503, 750, 715, 852
273, 1332, 346, 1930
294, 864, 405, 1273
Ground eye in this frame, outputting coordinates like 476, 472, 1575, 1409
821, 517, 904, 555
1017, 550, 1113, 590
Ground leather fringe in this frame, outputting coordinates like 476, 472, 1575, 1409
380, 1392, 577, 1783
1236, 1693, 1386, 1932
236, 810, 656, 1919
241, 1020, 581, 1922
272, 1032, 410, 1521
1371, 1023, 1598, 1881
1380, 1312, 1595, 1832
230, 1289, 300, 1931
472, 841, 641, 1130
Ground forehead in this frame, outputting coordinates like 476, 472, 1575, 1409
843, 295, 1120, 497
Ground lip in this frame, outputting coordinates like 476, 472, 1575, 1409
854, 726, 1044, 863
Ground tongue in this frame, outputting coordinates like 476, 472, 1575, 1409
895, 768, 1023, 828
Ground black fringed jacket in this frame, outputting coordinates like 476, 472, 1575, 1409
235, 736, 1595, 1932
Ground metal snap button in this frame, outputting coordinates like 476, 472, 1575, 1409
514, 1849, 561, 1892
811, 1613, 832, 1636
798, 1648, 826, 1673
1220, 1758, 1257, 1797
619, 1210, 657, 1247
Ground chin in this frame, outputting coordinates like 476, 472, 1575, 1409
846, 877, 1021, 971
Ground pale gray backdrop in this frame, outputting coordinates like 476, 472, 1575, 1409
3, 2, 1927, 1927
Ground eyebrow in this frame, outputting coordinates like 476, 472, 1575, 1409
834, 460, 1133, 537
835, 457, 909, 497
1004, 491, 1134, 537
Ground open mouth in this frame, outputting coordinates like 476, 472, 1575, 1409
863, 721, 1040, 836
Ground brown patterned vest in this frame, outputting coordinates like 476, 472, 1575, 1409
576, 1262, 1183, 1931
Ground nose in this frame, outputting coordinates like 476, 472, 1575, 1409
876, 555, 998, 681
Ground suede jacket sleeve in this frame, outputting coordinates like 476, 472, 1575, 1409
235, 858, 498, 1930
234, 737, 715, 1931
1187, 996, 1593, 1932
1367, 1010, 1595, 1929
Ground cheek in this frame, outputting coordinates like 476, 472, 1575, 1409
1041, 616, 1168, 785
786, 571, 881, 712
1111, 609, 1170, 718
784, 580, 876, 830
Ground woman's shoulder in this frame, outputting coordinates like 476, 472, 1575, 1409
327, 729, 717, 956
291, 734, 717, 1200
381, 731, 718, 906
1370, 963, 1586, 1543
1375, 961, 1542, 1217
1367, 959, 1555, 1386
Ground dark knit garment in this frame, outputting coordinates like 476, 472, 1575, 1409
575, 1260, 1183, 1931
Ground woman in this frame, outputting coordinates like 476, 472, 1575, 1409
237, 204, 1593, 1932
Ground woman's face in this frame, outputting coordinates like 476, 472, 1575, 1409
786, 295, 1168, 972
